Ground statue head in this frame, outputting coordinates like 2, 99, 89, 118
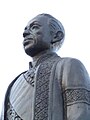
23, 13, 65, 57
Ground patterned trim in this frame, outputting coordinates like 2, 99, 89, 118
35, 52, 55, 67
24, 52, 56, 87
6, 101, 22, 120
23, 68, 36, 87
33, 55, 59, 120
63, 88, 90, 106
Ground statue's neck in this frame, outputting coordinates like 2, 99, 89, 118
32, 50, 51, 61
30, 50, 56, 68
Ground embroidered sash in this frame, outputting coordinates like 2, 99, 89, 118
33, 55, 60, 120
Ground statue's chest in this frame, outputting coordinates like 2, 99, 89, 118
6, 56, 61, 120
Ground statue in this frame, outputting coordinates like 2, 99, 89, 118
1, 13, 90, 120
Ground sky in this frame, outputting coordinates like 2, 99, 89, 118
0, 0, 90, 112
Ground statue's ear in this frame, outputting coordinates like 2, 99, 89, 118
51, 31, 64, 44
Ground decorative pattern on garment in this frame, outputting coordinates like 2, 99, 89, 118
6, 101, 23, 120
23, 53, 55, 87
33, 55, 59, 120
63, 88, 90, 106
23, 67, 36, 87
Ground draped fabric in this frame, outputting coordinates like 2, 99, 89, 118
1, 53, 90, 120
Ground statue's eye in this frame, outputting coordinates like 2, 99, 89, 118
31, 25, 39, 30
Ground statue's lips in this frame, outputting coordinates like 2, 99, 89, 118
23, 38, 34, 46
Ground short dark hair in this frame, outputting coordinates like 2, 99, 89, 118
38, 13, 65, 35
37, 13, 65, 50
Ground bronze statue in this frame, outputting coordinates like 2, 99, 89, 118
1, 14, 90, 120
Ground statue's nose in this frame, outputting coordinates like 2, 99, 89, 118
23, 30, 30, 38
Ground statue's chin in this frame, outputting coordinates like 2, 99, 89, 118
24, 43, 34, 50
24, 39, 51, 57
24, 46, 39, 57
24, 48, 36, 57
24, 45, 50, 57
24, 41, 37, 57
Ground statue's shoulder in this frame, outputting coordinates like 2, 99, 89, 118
11, 71, 27, 86
58, 57, 85, 69
62, 57, 88, 74
60, 57, 89, 77
5, 71, 27, 99
56, 57, 81, 68
58, 57, 90, 89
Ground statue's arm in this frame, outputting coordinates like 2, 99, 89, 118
62, 58, 90, 120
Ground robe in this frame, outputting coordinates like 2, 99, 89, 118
1, 52, 90, 120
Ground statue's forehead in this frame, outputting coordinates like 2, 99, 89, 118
27, 15, 49, 27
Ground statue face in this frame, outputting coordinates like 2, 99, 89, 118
23, 15, 52, 57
